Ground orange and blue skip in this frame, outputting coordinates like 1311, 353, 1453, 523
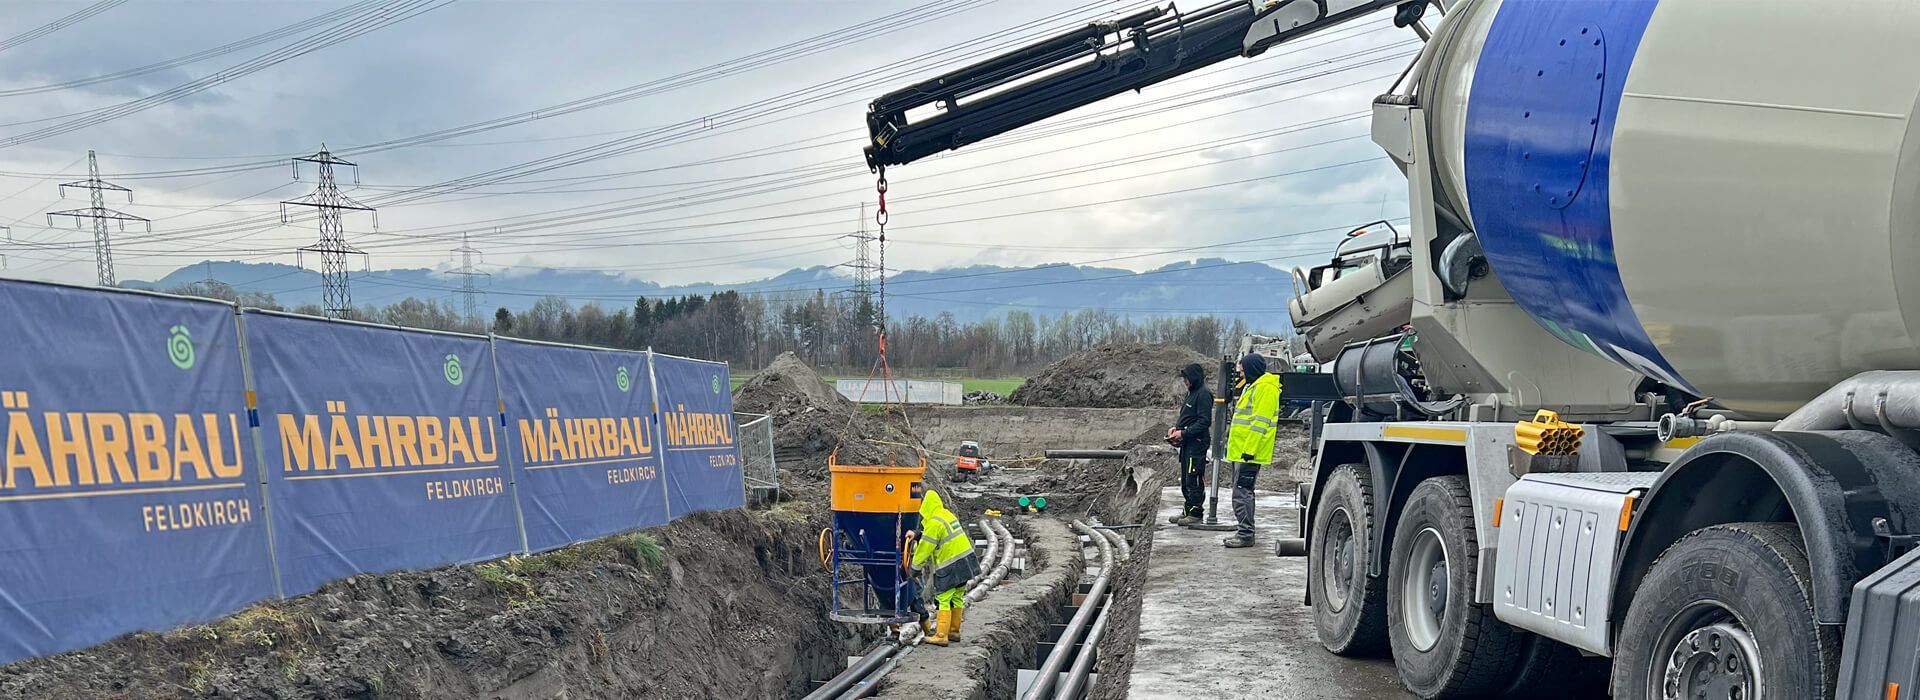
820, 455, 926, 624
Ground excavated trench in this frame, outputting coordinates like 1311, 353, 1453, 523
0, 353, 1184, 699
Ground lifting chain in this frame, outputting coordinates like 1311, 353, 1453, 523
874, 167, 889, 337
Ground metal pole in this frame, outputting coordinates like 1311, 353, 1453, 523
647, 348, 674, 521
1195, 356, 1237, 531
488, 334, 531, 555
233, 308, 287, 599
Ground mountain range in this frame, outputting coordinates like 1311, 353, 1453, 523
124, 257, 1302, 325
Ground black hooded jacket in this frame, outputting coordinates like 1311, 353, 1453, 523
1176, 363, 1212, 449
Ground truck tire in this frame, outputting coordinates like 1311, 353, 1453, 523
1311, 463, 1388, 656
1610, 522, 1841, 700
1502, 633, 1608, 699
1387, 475, 1524, 698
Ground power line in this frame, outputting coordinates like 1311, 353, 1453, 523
0, 0, 388, 97
0, 0, 456, 148
0, 0, 129, 54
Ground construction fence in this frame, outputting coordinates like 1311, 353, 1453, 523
0, 278, 750, 666
834, 378, 964, 405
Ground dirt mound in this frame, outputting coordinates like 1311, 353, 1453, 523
0, 507, 859, 699
1010, 343, 1214, 409
733, 352, 930, 496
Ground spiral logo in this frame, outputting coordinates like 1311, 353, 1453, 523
443, 354, 464, 386
710, 374, 722, 394
167, 325, 195, 370
616, 366, 631, 392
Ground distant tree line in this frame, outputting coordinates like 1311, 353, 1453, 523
166, 282, 1263, 375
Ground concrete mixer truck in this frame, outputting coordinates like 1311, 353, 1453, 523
861, 1, 1920, 698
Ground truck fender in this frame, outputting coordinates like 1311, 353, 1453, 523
1610, 430, 1920, 630
1304, 438, 1394, 588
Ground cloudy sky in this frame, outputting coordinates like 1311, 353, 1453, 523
0, 0, 1415, 298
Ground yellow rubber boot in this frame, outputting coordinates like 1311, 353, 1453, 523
925, 609, 953, 646
949, 608, 964, 642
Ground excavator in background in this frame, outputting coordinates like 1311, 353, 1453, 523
863, 1, 1920, 698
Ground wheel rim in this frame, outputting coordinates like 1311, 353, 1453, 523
1400, 526, 1449, 652
1322, 507, 1357, 612
1657, 604, 1764, 700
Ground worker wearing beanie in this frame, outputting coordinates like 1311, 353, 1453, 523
1168, 363, 1213, 526
1223, 353, 1280, 548
911, 489, 981, 645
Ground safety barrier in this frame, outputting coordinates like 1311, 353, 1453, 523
834, 379, 963, 405
0, 279, 744, 664
735, 412, 779, 492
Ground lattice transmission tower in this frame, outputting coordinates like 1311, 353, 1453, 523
282, 145, 376, 319
47, 150, 148, 287
446, 233, 489, 326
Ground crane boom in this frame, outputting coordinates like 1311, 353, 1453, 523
863, 0, 1424, 171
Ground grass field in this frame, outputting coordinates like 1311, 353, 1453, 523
959, 377, 1023, 395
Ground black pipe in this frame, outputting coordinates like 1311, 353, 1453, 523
1022, 521, 1114, 700
1044, 449, 1129, 460
804, 641, 899, 700
1054, 605, 1112, 699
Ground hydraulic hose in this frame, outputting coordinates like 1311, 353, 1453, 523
1021, 520, 1114, 700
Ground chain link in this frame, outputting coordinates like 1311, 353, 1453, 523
874, 169, 888, 337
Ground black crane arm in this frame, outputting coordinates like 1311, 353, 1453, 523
863, 0, 1424, 171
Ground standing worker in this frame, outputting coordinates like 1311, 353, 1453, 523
1168, 363, 1213, 526
911, 489, 981, 646
1222, 353, 1280, 548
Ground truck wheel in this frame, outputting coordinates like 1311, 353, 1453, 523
1502, 633, 1608, 699
1610, 522, 1840, 700
1387, 475, 1523, 698
1311, 463, 1388, 656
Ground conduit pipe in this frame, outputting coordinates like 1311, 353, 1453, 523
967, 518, 1001, 592
967, 519, 1017, 604
1021, 520, 1114, 700
1054, 605, 1112, 699
1095, 523, 1130, 561
805, 641, 901, 700
1043, 449, 1129, 460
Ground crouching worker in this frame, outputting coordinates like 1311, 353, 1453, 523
911, 489, 981, 646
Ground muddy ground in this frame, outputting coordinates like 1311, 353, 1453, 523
0, 505, 859, 700
1009, 343, 1213, 409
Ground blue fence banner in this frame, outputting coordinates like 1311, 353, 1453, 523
496, 339, 667, 552
650, 352, 743, 515
244, 313, 521, 595
0, 280, 274, 664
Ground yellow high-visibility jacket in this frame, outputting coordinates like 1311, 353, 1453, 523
1226, 372, 1282, 464
911, 490, 980, 592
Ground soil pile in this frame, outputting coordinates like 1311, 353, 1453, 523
733, 352, 931, 498
0, 508, 857, 700
1010, 343, 1214, 409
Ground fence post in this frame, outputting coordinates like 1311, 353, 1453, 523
234, 308, 287, 600
647, 347, 674, 521
490, 333, 532, 555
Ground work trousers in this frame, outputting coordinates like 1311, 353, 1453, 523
1178, 444, 1207, 518
935, 587, 966, 610
1232, 462, 1261, 539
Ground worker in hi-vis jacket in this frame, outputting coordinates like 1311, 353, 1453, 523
1222, 353, 1280, 548
910, 489, 981, 645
